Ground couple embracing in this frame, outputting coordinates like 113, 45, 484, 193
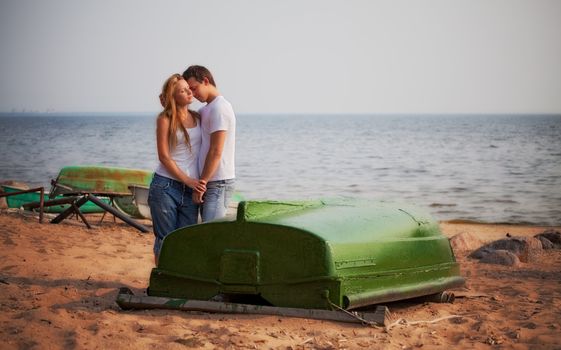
148, 65, 236, 262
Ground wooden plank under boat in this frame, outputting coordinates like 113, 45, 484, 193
116, 287, 391, 326
148, 199, 464, 310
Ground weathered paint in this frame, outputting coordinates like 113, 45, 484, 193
148, 199, 464, 310
50, 166, 154, 197
49, 166, 154, 218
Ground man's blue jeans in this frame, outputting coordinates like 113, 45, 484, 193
201, 179, 235, 222
148, 173, 199, 257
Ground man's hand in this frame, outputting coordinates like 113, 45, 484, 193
195, 179, 207, 193
185, 179, 206, 192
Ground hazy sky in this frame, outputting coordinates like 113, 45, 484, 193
1, 0, 560, 114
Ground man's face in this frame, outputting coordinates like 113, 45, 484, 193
187, 77, 207, 103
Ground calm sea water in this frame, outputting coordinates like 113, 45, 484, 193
1, 113, 560, 225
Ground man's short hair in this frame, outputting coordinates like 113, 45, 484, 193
183, 65, 216, 87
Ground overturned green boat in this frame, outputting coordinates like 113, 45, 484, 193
50, 165, 154, 218
148, 199, 464, 310
50, 165, 153, 196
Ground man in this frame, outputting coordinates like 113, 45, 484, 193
183, 65, 236, 222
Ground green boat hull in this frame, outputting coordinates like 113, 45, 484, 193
50, 165, 154, 196
148, 199, 464, 310
1, 185, 109, 213
50, 166, 154, 218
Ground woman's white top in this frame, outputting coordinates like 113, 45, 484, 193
155, 123, 201, 181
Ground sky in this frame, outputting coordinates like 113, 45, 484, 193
1, 0, 560, 114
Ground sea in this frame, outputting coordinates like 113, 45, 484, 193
1, 113, 560, 226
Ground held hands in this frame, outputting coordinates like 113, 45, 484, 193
190, 179, 207, 204
194, 179, 207, 193
192, 189, 204, 204
186, 178, 206, 192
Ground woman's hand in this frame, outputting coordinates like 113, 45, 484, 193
192, 189, 204, 204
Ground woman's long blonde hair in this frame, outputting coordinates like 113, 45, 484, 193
159, 73, 197, 151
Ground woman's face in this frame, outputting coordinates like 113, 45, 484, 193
173, 79, 193, 106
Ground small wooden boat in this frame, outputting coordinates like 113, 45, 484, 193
50, 166, 154, 218
50, 165, 154, 196
148, 199, 464, 310
1, 184, 108, 213
128, 185, 151, 219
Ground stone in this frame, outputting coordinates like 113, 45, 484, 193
534, 230, 561, 249
469, 247, 495, 260
479, 249, 521, 266
469, 236, 543, 263
535, 236, 554, 250
449, 232, 484, 253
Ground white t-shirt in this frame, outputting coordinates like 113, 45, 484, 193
198, 96, 236, 181
155, 123, 202, 181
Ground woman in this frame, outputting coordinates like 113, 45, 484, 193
148, 73, 206, 262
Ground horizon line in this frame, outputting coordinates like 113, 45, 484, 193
1, 111, 560, 117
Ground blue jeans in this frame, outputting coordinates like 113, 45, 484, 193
148, 173, 199, 257
201, 179, 235, 222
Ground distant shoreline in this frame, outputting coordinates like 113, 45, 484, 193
1, 112, 561, 118
0, 111, 157, 118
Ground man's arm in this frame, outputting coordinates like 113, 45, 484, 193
200, 130, 227, 183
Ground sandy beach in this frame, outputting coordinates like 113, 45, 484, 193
1, 209, 560, 349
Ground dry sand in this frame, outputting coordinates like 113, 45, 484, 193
1, 209, 560, 349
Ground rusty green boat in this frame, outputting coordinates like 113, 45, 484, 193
50, 165, 154, 218
148, 199, 464, 310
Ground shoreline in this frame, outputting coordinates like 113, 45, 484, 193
1, 209, 560, 349
441, 218, 561, 227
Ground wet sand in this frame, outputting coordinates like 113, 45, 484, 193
1, 209, 560, 349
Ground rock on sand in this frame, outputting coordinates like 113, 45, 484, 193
534, 229, 561, 249
469, 236, 543, 265
449, 232, 484, 252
